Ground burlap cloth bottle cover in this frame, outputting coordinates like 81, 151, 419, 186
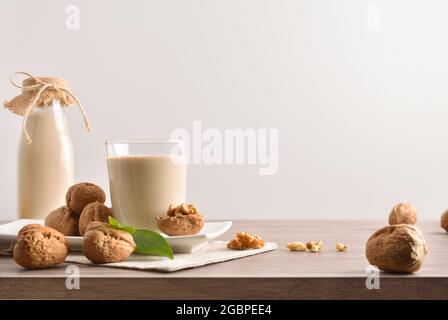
3, 71, 92, 143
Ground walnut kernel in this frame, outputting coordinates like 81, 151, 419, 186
286, 241, 307, 251
306, 240, 323, 252
227, 232, 265, 250
167, 203, 198, 216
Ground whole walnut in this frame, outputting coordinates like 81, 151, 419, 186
388, 203, 417, 225
13, 224, 70, 269
83, 224, 136, 264
441, 209, 448, 232
365, 224, 427, 273
45, 206, 80, 236
66, 182, 106, 214
84, 221, 108, 233
79, 202, 113, 236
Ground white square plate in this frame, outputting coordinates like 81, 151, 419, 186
0, 219, 232, 254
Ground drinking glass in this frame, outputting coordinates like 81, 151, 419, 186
106, 140, 187, 230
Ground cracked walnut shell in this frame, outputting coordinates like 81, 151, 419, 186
227, 232, 265, 250
66, 182, 106, 214
157, 214, 205, 236
45, 206, 80, 236
13, 224, 70, 269
157, 203, 204, 236
79, 202, 113, 236
365, 224, 427, 273
83, 224, 136, 264
388, 203, 417, 225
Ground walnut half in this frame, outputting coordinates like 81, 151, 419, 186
156, 203, 204, 236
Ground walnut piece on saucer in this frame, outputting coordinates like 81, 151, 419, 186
227, 232, 265, 250
167, 203, 198, 216
156, 203, 205, 236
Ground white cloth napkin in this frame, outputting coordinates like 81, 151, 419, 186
0, 244, 13, 256
66, 240, 277, 272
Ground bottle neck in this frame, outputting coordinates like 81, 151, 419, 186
28, 100, 65, 118
25, 100, 70, 136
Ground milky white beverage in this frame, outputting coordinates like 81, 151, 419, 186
107, 154, 186, 230
18, 103, 74, 219
5, 74, 91, 220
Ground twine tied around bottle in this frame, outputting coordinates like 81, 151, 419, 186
3, 72, 92, 144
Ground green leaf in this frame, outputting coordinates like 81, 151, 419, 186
133, 229, 174, 260
108, 216, 136, 234
107, 217, 174, 259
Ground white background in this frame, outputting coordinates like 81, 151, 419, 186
1, 0, 447, 221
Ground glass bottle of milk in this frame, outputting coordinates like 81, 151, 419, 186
17, 100, 74, 219
4, 73, 90, 220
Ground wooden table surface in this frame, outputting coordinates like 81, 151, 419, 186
1, 219, 447, 300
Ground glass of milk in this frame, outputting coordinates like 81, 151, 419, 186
106, 140, 187, 231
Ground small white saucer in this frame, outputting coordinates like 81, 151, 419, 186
0, 219, 233, 254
